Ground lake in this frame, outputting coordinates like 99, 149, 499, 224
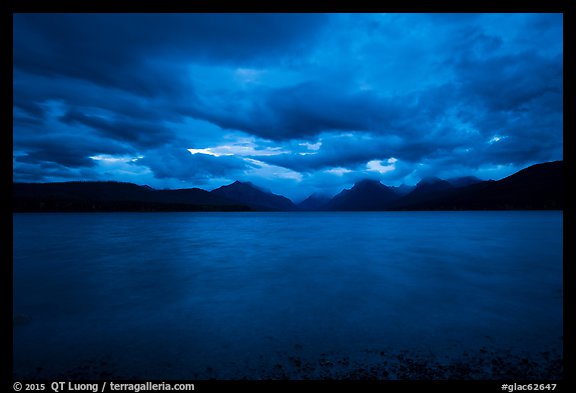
13, 211, 563, 379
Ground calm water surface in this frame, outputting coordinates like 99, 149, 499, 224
13, 211, 563, 379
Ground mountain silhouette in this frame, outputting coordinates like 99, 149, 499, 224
389, 184, 415, 196
446, 176, 483, 188
391, 161, 563, 210
298, 193, 332, 211
387, 177, 455, 208
413, 177, 454, 193
12, 181, 249, 212
12, 161, 563, 212
325, 179, 400, 211
210, 181, 297, 211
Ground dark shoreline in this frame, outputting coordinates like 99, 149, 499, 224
13, 346, 562, 380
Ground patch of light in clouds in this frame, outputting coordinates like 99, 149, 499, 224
299, 141, 322, 151
366, 157, 397, 174
324, 167, 353, 176
188, 138, 289, 157
243, 158, 303, 181
90, 154, 143, 163
234, 68, 263, 84
489, 135, 508, 144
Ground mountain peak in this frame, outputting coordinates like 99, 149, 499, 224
446, 176, 483, 188
390, 184, 415, 196
230, 180, 254, 187
303, 191, 330, 199
298, 193, 331, 211
353, 179, 388, 190
211, 181, 295, 211
355, 179, 381, 186
221, 180, 263, 191
417, 176, 444, 186
414, 176, 453, 192
327, 178, 399, 211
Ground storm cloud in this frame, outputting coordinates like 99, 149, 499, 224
13, 13, 563, 201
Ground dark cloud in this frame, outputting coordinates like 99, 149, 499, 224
13, 161, 96, 182
13, 70, 194, 131
482, 137, 558, 165
59, 110, 174, 148
255, 130, 472, 174
14, 135, 129, 169
17, 149, 95, 168
13, 14, 327, 93
12, 13, 563, 199
426, 14, 483, 24
454, 51, 562, 113
187, 82, 407, 140
138, 147, 252, 184
13, 95, 47, 120
13, 119, 138, 179
447, 25, 503, 59
253, 134, 397, 172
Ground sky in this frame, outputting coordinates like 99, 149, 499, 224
12, 13, 563, 202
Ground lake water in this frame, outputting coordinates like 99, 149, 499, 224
13, 211, 563, 379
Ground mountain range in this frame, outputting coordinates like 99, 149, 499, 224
13, 161, 563, 212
